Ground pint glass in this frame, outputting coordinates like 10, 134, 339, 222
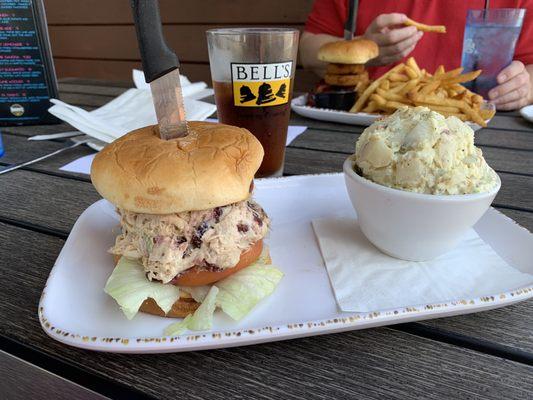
207, 28, 299, 177
461, 9, 525, 98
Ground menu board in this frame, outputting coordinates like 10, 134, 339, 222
0, 0, 59, 125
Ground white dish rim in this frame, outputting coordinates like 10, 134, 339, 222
520, 104, 533, 122
291, 94, 494, 127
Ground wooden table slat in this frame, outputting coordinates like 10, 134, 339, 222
0, 350, 109, 400
289, 126, 533, 152
58, 82, 129, 97
2, 122, 76, 138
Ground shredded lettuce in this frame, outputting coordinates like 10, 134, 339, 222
187, 286, 219, 330
104, 257, 181, 320
105, 249, 283, 334
178, 246, 275, 306
166, 258, 283, 334
180, 285, 210, 303
164, 286, 219, 335
215, 264, 283, 321
164, 314, 192, 336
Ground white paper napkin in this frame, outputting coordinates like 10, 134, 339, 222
312, 217, 533, 312
45, 70, 216, 145
59, 154, 96, 174
49, 91, 216, 141
132, 69, 212, 99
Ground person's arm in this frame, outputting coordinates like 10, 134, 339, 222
488, 61, 533, 110
299, 31, 340, 77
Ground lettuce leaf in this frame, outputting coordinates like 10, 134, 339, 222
163, 286, 218, 335
187, 286, 219, 330
215, 264, 283, 321
105, 248, 283, 335
104, 257, 181, 320
163, 314, 192, 336
180, 285, 210, 303
178, 246, 275, 305
164, 249, 283, 334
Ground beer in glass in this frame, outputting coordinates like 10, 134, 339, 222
207, 28, 299, 177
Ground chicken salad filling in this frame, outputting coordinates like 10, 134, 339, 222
110, 199, 269, 284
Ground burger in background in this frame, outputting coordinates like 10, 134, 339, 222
91, 121, 283, 335
308, 38, 378, 111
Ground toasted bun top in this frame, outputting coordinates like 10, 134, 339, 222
318, 39, 379, 64
91, 122, 264, 214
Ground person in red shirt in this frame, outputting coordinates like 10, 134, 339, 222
300, 0, 533, 110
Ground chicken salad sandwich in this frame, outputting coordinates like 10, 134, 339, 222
91, 121, 283, 335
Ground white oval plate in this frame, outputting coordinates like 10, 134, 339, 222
291, 94, 493, 131
39, 174, 533, 353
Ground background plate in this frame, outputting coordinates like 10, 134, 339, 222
291, 94, 492, 131
39, 174, 533, 353
520, 104, 533, 123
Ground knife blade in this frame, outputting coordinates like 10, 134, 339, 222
344, 0, 359, 40
130, 0, 188, 140
149, 68, 188, 139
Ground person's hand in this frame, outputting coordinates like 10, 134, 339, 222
488, 61, 532, 110
363, 13, 424, 66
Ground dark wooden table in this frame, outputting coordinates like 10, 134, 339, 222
1, 79, 532, 400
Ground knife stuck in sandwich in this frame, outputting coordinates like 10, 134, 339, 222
130, 0, 189, 140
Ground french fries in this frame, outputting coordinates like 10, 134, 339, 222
406, 58, 421, 75
442, 70, 482, 85
389, 72, 409, 82
405, 18, 446, 33
351, 63, 405, 113
349, 57, 494, 127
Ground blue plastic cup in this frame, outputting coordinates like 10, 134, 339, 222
461, 8, 525, 98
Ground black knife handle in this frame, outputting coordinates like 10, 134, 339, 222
130, 0, 179, 83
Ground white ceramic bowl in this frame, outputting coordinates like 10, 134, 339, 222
343, 156, 501, 261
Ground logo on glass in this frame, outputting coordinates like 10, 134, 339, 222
231, 62, 292, 107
